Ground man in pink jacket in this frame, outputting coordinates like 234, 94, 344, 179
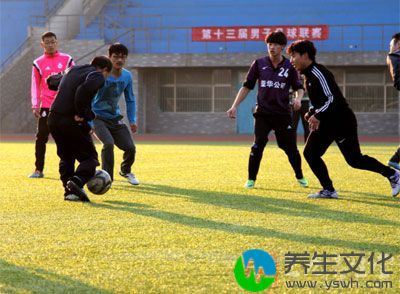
29, 31, 74, 178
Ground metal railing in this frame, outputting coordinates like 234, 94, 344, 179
119, 23, 398, 54
0, 37, 32, 74
0, 1, 65, 74
76, 28, 135, 63
1, 20, 398, 74
44, 0, 65, 18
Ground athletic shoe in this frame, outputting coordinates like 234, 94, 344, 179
389, 170, 400, 197
244, 180, 255, 189
66, 180, 90, 202
29, 170, 44, 178
64, 194, 81, 201
388, 161, 400, 170
297, 177, 309, 188
308, 189, 338, 199
119, 171, 140, 185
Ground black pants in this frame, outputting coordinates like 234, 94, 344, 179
303, 109, 394, 191
34, 108, 50, 171
93, 118, 136, 181
248, 112, 303, 181
292, 100, 310, 143
389, 147, 400, 163
48, 113, 99, 196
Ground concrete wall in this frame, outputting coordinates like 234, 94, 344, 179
46, 0, 82, 39
140, 66, 398, 135
0, 45, 35, 134
130, 51, 399, 136
356, 113, 399, 136
126, 51, 389, 68
141, 69, 235, 134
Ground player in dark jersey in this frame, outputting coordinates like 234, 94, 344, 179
386, 33, 400, 171
48, 56, 112, 202
287, 40, 400, 198
227, 31, 308, 189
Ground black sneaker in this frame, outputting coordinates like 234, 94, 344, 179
66, 180, 91, 202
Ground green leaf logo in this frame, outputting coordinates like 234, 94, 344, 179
234, 249, 276, 292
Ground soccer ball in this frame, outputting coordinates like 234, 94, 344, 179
86, 170, 112, 195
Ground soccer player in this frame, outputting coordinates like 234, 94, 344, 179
287, 40, 400, 198
48, 56, 112, 202
386, 32, 400, 170
29, 31, 74, 178
227, 32, 308, 189
92, 43, 139, 185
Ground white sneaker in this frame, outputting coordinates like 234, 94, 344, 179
64, 194, 81, 201
389, 170, 400, 197
308, 189, 338, 199
119, 171, 139, 185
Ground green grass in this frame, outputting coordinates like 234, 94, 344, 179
0, 141, 399, 293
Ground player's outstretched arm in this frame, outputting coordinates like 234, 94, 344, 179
227, 86, 250, 119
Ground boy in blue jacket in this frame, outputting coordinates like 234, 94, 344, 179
92, 43, 139, 185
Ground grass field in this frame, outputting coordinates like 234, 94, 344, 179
0, 140, 399, 293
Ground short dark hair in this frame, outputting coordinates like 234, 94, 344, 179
287, 40, 317, 61
41, 31, 57, 41
90, 56, 112, 71
392, 32, 400, 42
108, 43, 129, 56
265, 31, 287, 46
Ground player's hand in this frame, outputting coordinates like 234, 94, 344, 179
292, 98, 301, 111
227, 106, 237, 119
74, 115, 84, 122
304, 112, 310, 121
308, 115, 320, 131
130, 123, 138, 134
32, 108, 40, 118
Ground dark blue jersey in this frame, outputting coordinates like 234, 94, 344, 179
243, 56, 303, 114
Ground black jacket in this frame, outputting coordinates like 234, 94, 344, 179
301, 62, 350, 121
388, 50, 400, 91
50, 65, 105, 121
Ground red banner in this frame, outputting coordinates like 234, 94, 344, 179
192, 25, 329, 42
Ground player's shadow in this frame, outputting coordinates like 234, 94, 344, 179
91, 201, 400, 254
262, 187, 399, 209
337, 189, 397, 201
112, 183, 399, 227
342, 198, 399, 209
0, 259, 111, 293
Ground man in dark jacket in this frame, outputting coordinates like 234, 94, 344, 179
386, 32, 400, 171
48, 56, 112, 202
287, 40, 400, 199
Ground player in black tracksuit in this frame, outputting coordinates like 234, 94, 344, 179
386, 32, 400, 170
287, 40, 400, 198
48, 56, 112, 202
